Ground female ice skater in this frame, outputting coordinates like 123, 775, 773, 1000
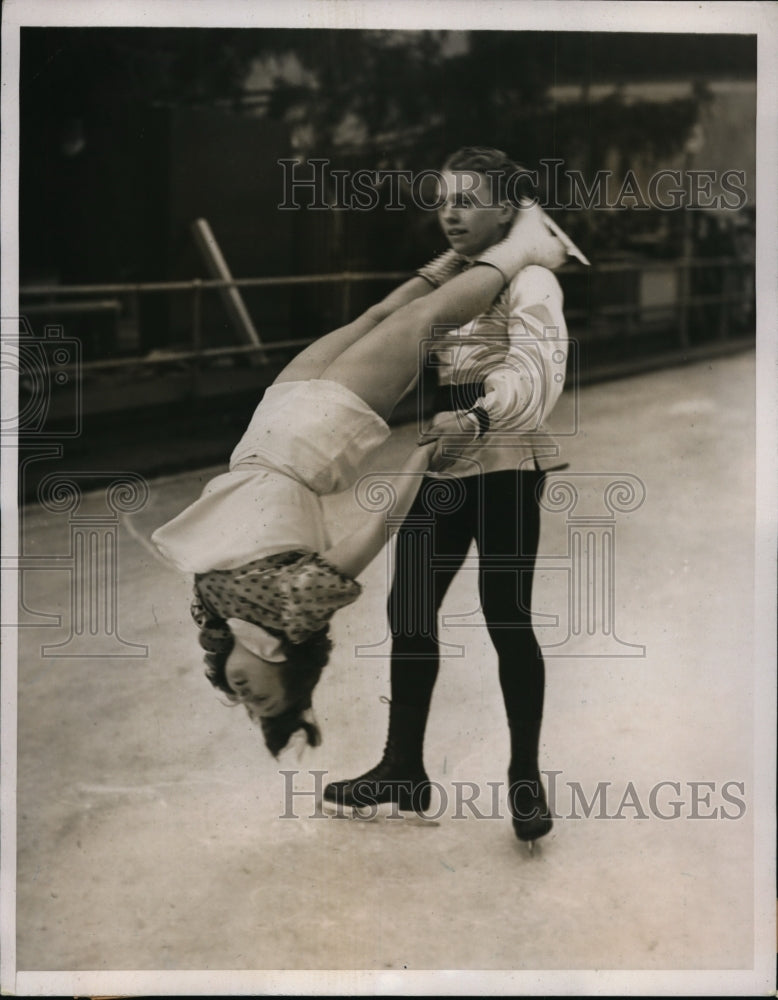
152, 200, 570, 757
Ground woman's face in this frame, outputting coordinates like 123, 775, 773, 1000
225, 641, 289, 718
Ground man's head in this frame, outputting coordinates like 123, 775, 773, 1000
437, 146, 535, 258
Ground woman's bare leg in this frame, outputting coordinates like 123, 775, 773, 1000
318, 263, 506, 421
273, 276, 433, 385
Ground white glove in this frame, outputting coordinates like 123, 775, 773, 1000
476, 203, 572, 282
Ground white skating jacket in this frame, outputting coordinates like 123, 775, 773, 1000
429, 263, 568, 477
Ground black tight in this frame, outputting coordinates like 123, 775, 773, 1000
388, 469, 546, 729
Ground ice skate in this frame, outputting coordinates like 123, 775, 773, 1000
508, 773, 554, 850
322, 701, 432, 821
507, 716, 553, 851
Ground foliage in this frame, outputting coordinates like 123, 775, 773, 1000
22, 27, 753, 168
260, 30, 747, 173
21, 28, 260, 120
19, 27, 755, 280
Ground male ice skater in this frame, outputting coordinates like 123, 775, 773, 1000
324, 147, 573, 847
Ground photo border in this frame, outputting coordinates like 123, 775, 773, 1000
2, 1, 775, 995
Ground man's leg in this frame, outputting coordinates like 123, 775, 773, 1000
323, 475, 476, 811
477, 469, 545, 720
388, 474, 477, 713
475, 469, 553, 844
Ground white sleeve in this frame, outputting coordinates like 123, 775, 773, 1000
473, 265, 568, 433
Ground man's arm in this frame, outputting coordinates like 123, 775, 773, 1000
446, 266, 567, 438
475, 265, 568, 433
417, 266, 568, 462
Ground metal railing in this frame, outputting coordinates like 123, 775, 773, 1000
20, 270, 413, 373
19, 256, 754, 381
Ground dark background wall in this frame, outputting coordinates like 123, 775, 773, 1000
15, 27, 757, 499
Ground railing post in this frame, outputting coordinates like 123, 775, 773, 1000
131, 288, 141, 354
190, 218, 266, 362
718, 259, 730, 341
191, 278, 202, 401
678, 257, 690, 350
342, 271, 352, 325
192, 278, 202, 352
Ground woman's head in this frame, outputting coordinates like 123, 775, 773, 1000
202, 622, 332, 757
224, 639, 290, 717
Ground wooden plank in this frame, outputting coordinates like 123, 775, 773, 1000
190, 217, 267, 362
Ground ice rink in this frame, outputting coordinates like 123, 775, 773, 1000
11, 350, 767, 986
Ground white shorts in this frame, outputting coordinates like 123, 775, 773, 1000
230, 379, 391, 495
151, 466, 331, 573
151, 379, 390, 574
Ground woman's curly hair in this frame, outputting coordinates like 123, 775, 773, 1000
203, 628, 332, 757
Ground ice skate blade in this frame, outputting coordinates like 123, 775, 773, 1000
517, 836, 548, 857
512, 815, 553, 853
320, 799, 439, 825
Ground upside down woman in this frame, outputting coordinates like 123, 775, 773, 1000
152, 202, 568, 756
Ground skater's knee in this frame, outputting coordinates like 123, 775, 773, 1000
486, 622, 540, 662
389, 607, 442, 653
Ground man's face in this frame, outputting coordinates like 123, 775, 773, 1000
437, 170, 515, 258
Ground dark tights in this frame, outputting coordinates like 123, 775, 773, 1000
388, 468, 546, 734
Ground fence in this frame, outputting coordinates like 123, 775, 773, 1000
18, 255, 755, 418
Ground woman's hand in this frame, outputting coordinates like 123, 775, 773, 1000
476, 202, 569, 277
400, 438, 439, 473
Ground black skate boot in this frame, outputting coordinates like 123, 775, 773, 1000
507, 717, 553, 848
323, 702, 431, 814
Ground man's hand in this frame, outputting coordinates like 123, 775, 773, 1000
417, 410, 479, 471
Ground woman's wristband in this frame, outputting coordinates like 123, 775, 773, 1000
416, 249, 468, 288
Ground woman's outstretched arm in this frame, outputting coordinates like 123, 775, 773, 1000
320, 441, 436, 580
317, 263, 507, 421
